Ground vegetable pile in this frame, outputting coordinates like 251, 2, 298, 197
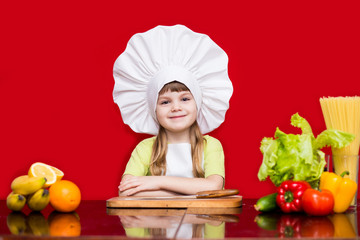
255, 113, 357, 216
258, 113, 354, 188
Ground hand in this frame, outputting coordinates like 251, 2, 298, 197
119, 175, 161, 195
119, 215, 179, 228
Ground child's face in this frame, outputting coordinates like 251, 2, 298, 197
156, 90, 197, 134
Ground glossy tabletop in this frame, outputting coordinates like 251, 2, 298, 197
0, 199, 359, 239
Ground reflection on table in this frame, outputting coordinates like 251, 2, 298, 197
255, 210, 358, 238
1, 200, 360, 239
6, 210, 81, 237
109, 208, 241, 239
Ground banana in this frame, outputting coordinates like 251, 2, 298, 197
7, 212, 28, 235
27, 189, 50, 211
27, 211, 49, 236
7, 192, 27, 211
11, 175, 46, 195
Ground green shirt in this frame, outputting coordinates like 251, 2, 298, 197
123, 135, 225, 179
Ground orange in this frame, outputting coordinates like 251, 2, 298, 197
48, 211, 81, 236
49, 180, 81, 212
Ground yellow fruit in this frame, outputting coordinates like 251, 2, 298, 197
11, 175, 46, 195
50, 166, 64, 182
27, 189, 50, 211
27, 212, 49, 236
7, 212, 28, 235
7, 192, 26, 211
28, 162, 57, 188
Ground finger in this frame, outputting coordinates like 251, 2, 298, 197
119, 184, 131, 192
125, 188, 136, 196
126, 186, 144, 196
120, 177, 139, 187
119, 179, 140, 192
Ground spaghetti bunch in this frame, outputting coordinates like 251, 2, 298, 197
320, 96, 360, 156
320, 96, 360, 206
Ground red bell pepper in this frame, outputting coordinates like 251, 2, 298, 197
276, 180, 311, 213
277, 214, 304, 238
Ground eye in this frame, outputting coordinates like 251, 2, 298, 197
181, 97, 191, 101
160, 100, 170, 105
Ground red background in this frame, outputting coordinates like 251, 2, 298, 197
1, 1, 359, 200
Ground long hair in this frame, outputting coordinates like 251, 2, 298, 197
150, 81, 205, 178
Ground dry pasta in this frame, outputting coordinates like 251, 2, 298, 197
320, 96, 360, 205
320, 96, 360, 155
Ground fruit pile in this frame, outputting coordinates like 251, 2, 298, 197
7, 211, 81, 236
7, 162, 81, 213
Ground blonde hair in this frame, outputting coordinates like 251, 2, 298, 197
150, 81, 205, 178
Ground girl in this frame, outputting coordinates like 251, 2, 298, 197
119, 81, 225, 196
113, 25, 233, 196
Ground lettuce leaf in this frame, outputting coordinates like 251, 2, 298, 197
258, 113, 355, 187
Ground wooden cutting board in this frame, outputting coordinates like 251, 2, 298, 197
107, 206, 242, 216
106, 195, 242, 208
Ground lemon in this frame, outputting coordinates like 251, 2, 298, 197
50, 166, 64, 182
28, 162, 60, 188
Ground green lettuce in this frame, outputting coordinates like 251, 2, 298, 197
258, 113, 355, 187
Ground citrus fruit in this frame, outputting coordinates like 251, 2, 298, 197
28, 162, 57, 188
49, 166, 64, 182
48, 211, 81, 236
49, 180, 81, 212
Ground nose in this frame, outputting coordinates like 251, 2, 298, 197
171, 103, 182, 112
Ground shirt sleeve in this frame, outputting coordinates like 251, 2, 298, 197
203, 135, 225, 179
123, 137, 155, 177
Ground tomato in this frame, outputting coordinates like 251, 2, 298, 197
302, 188, 334, 216
300, 216, 334, 237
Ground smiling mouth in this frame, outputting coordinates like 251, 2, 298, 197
170, 115, 186, 119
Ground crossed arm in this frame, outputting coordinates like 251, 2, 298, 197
118, 174, 224, 196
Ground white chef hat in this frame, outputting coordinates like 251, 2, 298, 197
113, 25, 233, 135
